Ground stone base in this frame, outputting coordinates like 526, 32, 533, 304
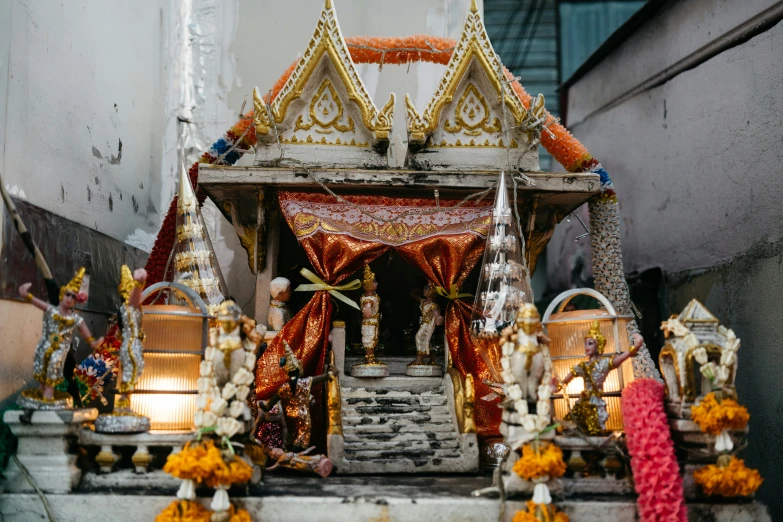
94, 413, 151, 434
405, 363, 443, 377
350, 362, 389, 378
1, 408, 98, 494
17, 387, 72, 410
0, 490, 772, 522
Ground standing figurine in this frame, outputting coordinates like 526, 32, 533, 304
552, 321, 643, 435
268, 277, 292, 332
95, 266, 150, 433
258, 342, 335, 454
406, 283, 444, 376
350, 265, 389, 378
195, 301, 264, 438
17, 268, 104, 410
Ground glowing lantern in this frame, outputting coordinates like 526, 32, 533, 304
130, 282, 210, 431
542, 288, 634, 431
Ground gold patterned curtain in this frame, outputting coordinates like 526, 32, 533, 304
255, 192, 500, 442
396, 234, 501, 439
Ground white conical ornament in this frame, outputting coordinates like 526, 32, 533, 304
532, 481, 552, 505
169, 163, 228, 314
211, 485, 231, 511
470, 171, 533, 339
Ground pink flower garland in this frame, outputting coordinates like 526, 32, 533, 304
621, 379, 687, 522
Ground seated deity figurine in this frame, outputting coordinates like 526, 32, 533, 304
267, 277, 292, 332
95, 266, 150, 433
407, 283, 444, 376
552, 321, 643, 435
259, 342, 335, 451
195, 301, 264, 437
350, 265, 389, 377
17, 268, 104, 410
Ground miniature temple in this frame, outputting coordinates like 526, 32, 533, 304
0, 0, 771, 521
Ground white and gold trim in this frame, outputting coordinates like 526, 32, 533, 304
253, 0, 394, 168
404, 0, 539, 171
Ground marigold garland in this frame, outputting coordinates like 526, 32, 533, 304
162, 440, 252, 487
693, 456, 763, 497
512, 501, 569, 522
512, 442, 567, 481
620, 379, 687, 522
155, 500, 252, 522
155, 500, 210, 522
144, 34, 612, 294
691, 392, 749, 435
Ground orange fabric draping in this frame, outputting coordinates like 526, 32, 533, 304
397, 235, 502, 439
256, 191, 502, 442
254, 233, 389, 400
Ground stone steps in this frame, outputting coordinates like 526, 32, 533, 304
344, 424, 454, 438
333, 376, 479, 473
347, 422, 456, 434
343, 413, 454, 426
344, 439, 460, 452
343, 448, 463, 460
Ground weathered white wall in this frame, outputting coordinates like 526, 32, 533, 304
552, 1, 783, 515
0, 0, 170, 404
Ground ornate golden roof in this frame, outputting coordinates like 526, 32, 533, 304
405, 0, 530, 148
253, 0, 394, 150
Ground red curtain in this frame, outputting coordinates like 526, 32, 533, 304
255, 233, 389, 399
256, 191, 501, 443
397, 234, 501, 439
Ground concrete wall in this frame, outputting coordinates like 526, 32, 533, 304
552, 0, 783, 516
0, 0, 169, 405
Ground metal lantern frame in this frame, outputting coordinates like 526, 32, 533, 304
129, 281, 211, 431
542, 288, 634, 431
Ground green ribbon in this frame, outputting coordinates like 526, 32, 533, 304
294, 268, 361, 310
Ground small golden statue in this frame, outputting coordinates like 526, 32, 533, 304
350, 264, 389, 378
95, 266, 150, 433
553, 321, 642, 435
407, 282, 444, 377
17, 268, 104, 410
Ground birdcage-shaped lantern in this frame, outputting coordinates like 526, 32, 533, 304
129, 282, 210, 431
542, 288, 635, 431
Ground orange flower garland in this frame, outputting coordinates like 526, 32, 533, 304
163, 439, 253, 487
512, 501, 570, 522
156, 500, 210, 522
691, 392, 750, 435
694, 456, 763, 497
145, 33, 607, 300
512, 442, 567, 481
155, 501, 252, 522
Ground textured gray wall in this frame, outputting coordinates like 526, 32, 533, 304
552, 1, 783, 517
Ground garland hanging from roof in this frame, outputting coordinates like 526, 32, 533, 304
143, 35, 612, 288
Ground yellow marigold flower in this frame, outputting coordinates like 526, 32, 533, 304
512, 443, 567, 481
512, 501, 569, 522
694, 456, 763, 497
155, 500, 211, 522
691, 392, 749, 435
228, 505, 253, 522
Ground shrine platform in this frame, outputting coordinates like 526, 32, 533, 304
0, 474, 770, 521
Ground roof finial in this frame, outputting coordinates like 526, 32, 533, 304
325, 0, 333, 10
470, 0, 478, 13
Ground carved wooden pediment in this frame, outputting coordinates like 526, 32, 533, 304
253, 0, 394, 169
405, 0, 539, 171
